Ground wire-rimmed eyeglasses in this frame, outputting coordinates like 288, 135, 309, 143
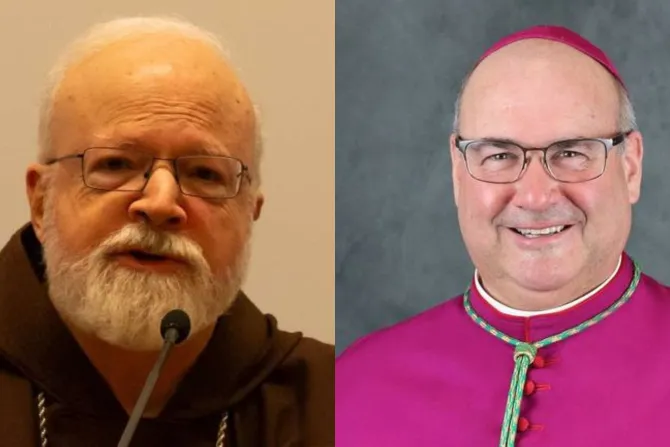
454, 131, 632, 184
44, 147, 252, 199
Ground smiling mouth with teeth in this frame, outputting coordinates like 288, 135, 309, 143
512, 225, 571, 238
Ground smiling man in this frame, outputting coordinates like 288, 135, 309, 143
0, 17, 333, 447
336, 25, 670, 446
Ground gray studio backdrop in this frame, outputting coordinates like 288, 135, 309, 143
335, 0, 670, 354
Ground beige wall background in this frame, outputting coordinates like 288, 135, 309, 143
0, 1, 334, 343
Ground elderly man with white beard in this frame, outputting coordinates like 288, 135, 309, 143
0, 16, 334, 447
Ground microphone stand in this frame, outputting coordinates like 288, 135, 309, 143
117, 327, 179, 447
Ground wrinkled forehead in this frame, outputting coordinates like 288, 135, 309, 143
50, 34, 255, 157
458, 40, 622, 143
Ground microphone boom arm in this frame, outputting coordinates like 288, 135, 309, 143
117, 327, 179, 447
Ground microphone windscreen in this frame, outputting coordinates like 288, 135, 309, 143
160, 309, 191, 344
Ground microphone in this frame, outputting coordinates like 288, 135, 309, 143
160, 309, 191, 344
117, 309, 191, 447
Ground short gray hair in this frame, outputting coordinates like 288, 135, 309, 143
37, 15, 264, 185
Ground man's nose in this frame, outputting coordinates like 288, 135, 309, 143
127, 164, 187, 229
511, 153, 560, 211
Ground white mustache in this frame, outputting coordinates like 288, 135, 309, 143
96, 224, 207, 268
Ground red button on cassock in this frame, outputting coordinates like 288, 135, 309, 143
517, 417, 530, 433
532, 355, 545, 368
524, 380, 536, 396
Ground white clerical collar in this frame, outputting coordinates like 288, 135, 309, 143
474, 255, 622, 317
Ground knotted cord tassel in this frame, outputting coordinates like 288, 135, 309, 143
499, 343, 536, 447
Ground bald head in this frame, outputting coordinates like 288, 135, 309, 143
457, 39, 625, 141
39, 17, 262, 185
453, 39, 635, 139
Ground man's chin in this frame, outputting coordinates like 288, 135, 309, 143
64, 308, 210, 352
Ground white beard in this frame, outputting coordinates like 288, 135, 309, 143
40, 194, 252, 351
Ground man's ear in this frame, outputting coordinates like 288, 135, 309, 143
620, 130, 644, 204
449, 133, 463, 208
253, 191, 264, 221
26, 163, 50, 242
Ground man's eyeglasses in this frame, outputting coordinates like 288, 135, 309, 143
44, 147, 251, 199
454, 131, 632, 184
